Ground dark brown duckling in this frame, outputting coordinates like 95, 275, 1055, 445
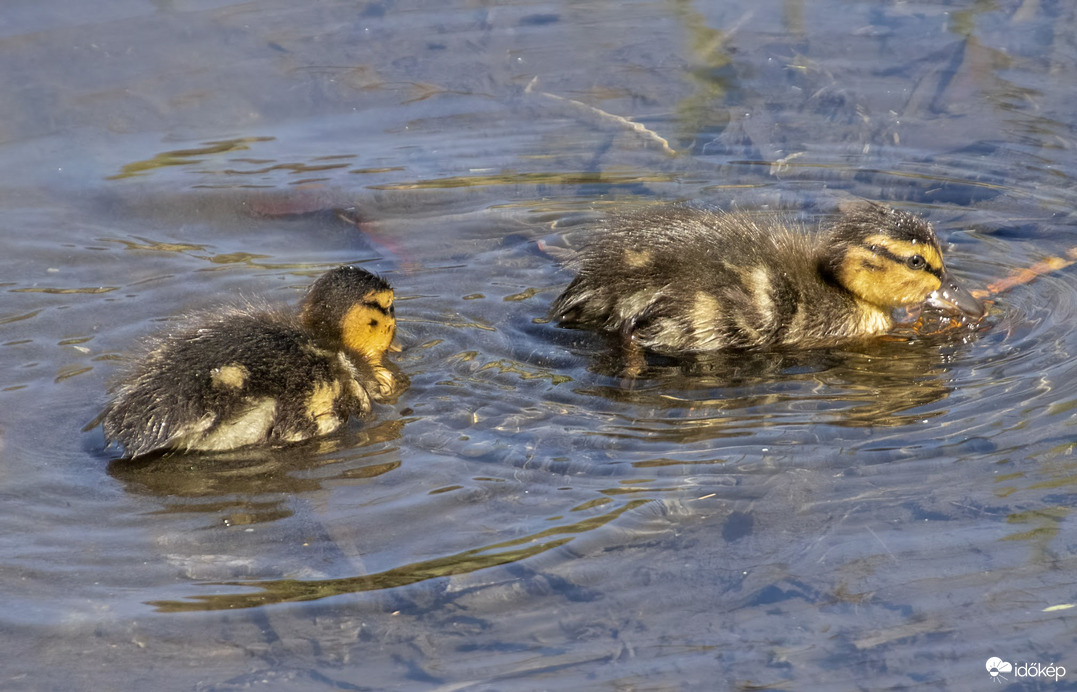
551, 202, 984, 355
101, 265, 402, 458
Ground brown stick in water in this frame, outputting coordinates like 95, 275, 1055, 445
972, 248, 1077, 301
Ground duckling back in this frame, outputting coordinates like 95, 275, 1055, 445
102, 310, 380, 457
551, 205, 844, 354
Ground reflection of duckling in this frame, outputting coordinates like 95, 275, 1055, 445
551, 202, 985, 355
102, 266, 402, 458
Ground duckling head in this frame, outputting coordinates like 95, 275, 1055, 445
823, 203, 985, 319
300, 266, 397, 364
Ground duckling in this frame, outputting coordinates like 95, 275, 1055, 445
101, 265, 402, 458
550, 202, 984, 356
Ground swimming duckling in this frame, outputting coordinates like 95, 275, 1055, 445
101, 265, 402, 458
551, 202, 984, 356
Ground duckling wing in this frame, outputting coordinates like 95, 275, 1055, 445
103, 312, 374, 457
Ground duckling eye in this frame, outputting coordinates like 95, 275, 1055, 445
905, 254, 927, 271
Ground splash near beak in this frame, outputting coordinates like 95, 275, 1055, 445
927, 271, 986, 319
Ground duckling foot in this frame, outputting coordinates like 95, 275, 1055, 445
617, 348, 646, 380
893, 304, 922, 325
616, 324, 647, 380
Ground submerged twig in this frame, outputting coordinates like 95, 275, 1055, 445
972, 247, 1077, 300
525, 76, 678, 157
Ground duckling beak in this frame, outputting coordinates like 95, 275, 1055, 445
926, 271, 986, 319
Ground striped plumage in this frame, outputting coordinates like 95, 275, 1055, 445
550, 202, 984, 355
102, 266, 401, 458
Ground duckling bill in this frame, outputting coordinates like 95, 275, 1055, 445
551, 202, 984, 356
101, 266, 402, 458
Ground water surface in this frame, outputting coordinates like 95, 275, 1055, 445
2, 1, 1077, 689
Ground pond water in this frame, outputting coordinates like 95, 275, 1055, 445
2, 0, 1077, 689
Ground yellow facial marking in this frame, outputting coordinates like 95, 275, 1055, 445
624, 249, 652, 269
341, 290, 396, 364
211, 363, 249, 389
841, 245, 943, 308
365, 289, 394, 311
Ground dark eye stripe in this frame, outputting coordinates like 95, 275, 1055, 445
868, 243, 942, 279
366, 302, 392, 316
